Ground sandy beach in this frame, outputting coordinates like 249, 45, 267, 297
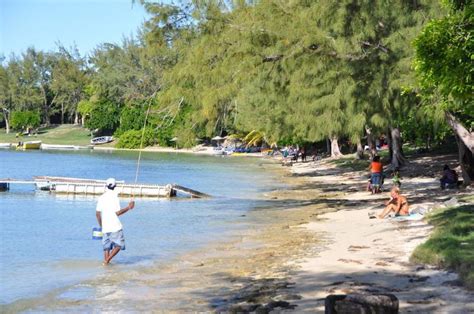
287, 159, 474, 312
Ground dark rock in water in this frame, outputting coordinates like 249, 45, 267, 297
408, 276, 429, 283
266, 300, 296, 310
325, 293, 398, 314
214, 278, 298, 312
442, 279, 463, 287
228, 303, 260, 313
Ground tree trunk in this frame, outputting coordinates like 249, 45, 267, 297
445, 111, 474, 153
454, 134, 474, 185
81, 115, 85, 126
330, 136, 343, 158
2, 109, 10, 134
387, 127, 393, 161
61, 102, 65, 124
40, 85, 50, 126
366, 127, 376, 159
356, 139, 364, 160
74, 111, 79, 125
326, 137, 331, 155
390, 127, 407, 169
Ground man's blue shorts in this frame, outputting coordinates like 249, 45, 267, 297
102, 229, 125, 251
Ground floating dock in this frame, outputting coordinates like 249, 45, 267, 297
0, 176, 209, 198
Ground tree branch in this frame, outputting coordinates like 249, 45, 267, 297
445, 111, 474, 153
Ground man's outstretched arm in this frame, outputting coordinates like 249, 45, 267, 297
117, 201, 135, 216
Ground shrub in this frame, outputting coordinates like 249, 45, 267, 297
116, 128, 155, 149
10, 111, 41, 130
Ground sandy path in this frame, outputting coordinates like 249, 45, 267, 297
289, 160, 474, 313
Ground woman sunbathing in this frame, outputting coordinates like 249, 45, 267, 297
378, 187, 409, 219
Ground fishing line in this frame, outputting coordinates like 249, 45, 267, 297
132, 98, 153, 198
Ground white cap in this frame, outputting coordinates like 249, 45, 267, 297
106, 178, 116, 189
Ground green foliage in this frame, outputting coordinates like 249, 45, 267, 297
77, 99, 93, 117
116, 128, 155, 149
114, 104, 146, 136
411, 204, 474, 290
414, 0, 473, 128
153, 0, 444, 146
414, 6, 473, 101
153, 102, 196, 147
10, 110, 40, 130
50, 45, 88, 123
85, 100, 120, 133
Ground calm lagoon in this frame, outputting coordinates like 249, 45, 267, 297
0, 149, 281, 306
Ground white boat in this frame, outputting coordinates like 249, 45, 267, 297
41, 144, 82, 150
91, 136, 113, 145
0, 143, 11, 149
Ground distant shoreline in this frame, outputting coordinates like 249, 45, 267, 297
1, 139, 267, 158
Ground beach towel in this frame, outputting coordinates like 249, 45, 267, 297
391, 213, 424, 221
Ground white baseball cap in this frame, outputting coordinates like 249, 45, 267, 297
106, 178, 116, 189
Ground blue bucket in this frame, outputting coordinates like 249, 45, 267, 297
92, 227, 103, 240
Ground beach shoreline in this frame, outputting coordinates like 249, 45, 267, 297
3, 148, 473, 312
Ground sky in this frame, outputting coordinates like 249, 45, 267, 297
0, 0, 152, 58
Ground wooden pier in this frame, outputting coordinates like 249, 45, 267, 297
0, 176, 209, 198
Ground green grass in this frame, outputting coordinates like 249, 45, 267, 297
329, 154, 370, 171
411, 203, 474, 290
0, 125, 93, 145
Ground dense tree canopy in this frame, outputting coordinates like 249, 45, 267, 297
1, 0, 469, 176
414, 0, 473, 183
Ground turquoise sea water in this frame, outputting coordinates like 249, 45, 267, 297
0, 149, 280, 306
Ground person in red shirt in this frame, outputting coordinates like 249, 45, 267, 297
367, 156, 383, 193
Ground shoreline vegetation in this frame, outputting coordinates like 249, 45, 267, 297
2, 127, 473, 312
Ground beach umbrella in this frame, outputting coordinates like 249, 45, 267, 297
211, 136, 224, 141
170, 137, 178, 142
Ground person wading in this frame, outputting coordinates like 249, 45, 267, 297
96, 178, 135, 265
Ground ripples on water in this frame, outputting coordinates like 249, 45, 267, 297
0, 149, 282, 309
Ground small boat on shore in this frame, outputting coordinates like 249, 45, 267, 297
0, 143, 11, 149
91, 136, 113, 145
16, 141, 42, 150
41, 144, 90, 150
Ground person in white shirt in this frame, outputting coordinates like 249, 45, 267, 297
96, 178, 135, 265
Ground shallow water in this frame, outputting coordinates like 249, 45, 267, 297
0, 149, 281, 307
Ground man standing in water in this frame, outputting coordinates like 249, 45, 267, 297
96, 178, 135, 265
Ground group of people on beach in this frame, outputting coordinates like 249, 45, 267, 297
368, 154, 460, 219
282, 146, 307, 162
